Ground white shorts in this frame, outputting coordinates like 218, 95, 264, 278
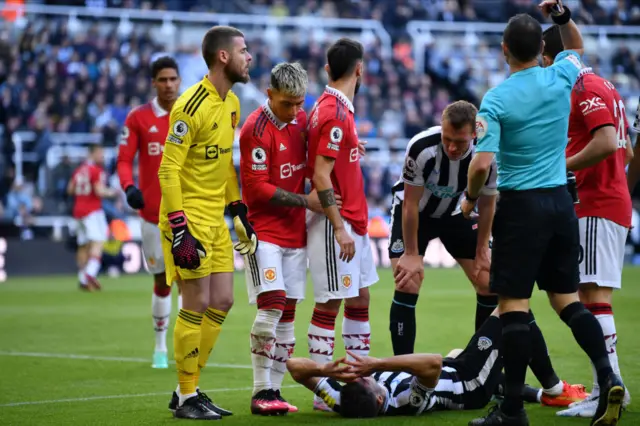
76, 210, 108, 246
244, 240, 307, 304
141, 220, 165, 275
579, 216, 628, 289
307, 213, 379, 303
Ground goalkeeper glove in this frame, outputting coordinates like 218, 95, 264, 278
168, 211, 206, 270
228, 201, 258, 255
125, 185, 145, 209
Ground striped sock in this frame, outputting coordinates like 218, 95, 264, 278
195, 307, 227, 388
308, 308, 337, 365
343, 306, 371, 361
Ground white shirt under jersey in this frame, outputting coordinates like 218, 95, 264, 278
393, 126, 499, 218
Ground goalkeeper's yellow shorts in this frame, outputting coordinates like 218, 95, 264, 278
161, 224, 234, 284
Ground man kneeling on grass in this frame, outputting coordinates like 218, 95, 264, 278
287, 310, 586, 420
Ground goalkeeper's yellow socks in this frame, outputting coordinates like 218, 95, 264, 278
195, 308, 228, 388
174, 309, 203, 403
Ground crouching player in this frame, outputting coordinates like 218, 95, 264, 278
240, 62, 328, 415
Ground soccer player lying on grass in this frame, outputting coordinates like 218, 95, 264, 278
287, 310, 587, 418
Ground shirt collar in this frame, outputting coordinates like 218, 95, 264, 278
324, 86, 354, 113
262, 100, 296, 130
201, 75, 221, 99
151, 97, 168, 117
577, 67, 594, 80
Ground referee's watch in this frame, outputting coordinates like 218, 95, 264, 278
464, 190, 479, 202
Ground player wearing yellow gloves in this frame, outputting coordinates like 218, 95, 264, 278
158, 26, 256, 420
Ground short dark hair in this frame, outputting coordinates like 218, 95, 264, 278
151, 56, 179, 79
442, 100, 478, 130
339, 381, 379, 418
326, 38, 364, 81
202, 26, 245, 68
542, 24, 564, 61
503, 14, 543, 63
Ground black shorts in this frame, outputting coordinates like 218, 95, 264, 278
490, 185, 580, 299
388, 197, 477, 260
440, 316, 503, 410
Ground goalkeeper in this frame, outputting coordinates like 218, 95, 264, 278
158, 26, 257, 421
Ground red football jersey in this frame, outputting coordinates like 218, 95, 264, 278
567, 69, 632, 228
306, 87, 368, 236
240, 104, 307, 248
71, 161, 105, 218
116, 98, 169, 224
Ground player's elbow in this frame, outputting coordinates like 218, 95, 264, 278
312, 170, 329, 189
595, 127, 618, 156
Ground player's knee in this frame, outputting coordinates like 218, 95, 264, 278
153, 277, 171, 298
257, 290, 286, 312
394, 277, 421, 295
314, 299, 341, 314
427, 353, 443, 375
547, 291, 579, 315
472, 279, 492, 296
346, 288, 370, 308
213, 296, 233, 313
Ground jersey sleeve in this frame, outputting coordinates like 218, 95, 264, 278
393, 376, 434, 415
116, 112, 140, 190
402, 143, 435, 187
316, 115, 345, 160
475, 89, 502, 153
480, 158, 499, 196
313, 378, 342, 413
239, 123, 277, 205
225, 96, 242, 205
158, 105, 202, 214
573, 87, 615, 133
551, 50, 583, 87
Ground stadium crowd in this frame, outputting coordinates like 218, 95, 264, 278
0, 1, 639, 234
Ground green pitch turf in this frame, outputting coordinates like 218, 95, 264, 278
1, 268, 639, 425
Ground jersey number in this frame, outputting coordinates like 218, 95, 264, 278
612, 99, 626, 149
74, 171, 92, 196
148, 142, 163, 156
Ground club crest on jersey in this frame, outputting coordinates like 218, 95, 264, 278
330, 126, 343, 143
252, 147, 267, 164
390, 239, 404, 254
475, 116, 487, 140
477, 336, 492, 351
263, 267, 277, 283
231, 111, 237, 129
341, 274, 352, 289
410, 392, 425, 407
173, 120, 188, 137
148, 257, 156, 266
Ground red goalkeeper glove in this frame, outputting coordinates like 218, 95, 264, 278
228, 201, 258, 255
168, 211, 206, 270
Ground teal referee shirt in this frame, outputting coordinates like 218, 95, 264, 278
475, 50, 583, 190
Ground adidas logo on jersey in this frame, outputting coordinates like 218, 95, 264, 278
212, 122, 218, 130
149, 125, 158, 133
280, 143, 286, 151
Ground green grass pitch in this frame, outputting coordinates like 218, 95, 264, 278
1, 268, 639, 425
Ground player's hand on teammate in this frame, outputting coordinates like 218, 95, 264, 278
228, 201, 259, 256
307, 189, 342, 213
168, 210, 206, 270
538, 0, 564, 18
460, 197, 479, 220
358, 140, 367, 157
321, 358, 358, 382
344, 351, 380, 377
335, 227, 356, 262
125, 185, 145, 209
395, 253, 425, 289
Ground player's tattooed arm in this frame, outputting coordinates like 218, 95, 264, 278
270, 187, 308, 208
318, 188, 337, 208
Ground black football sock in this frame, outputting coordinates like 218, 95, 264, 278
475, 294, 498, 331
389, 290, 418, 355
560, 301, 613, 388
500, 311, 531, 416
528, 310, 561, 390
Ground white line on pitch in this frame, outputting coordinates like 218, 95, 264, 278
0, 351, 252, 369
0, 385, 299, 407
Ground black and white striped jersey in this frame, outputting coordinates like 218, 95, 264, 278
313, 370, 466, 416
392, 126, 498, 218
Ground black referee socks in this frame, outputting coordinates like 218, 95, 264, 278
500, 311, 531, 416
527, 310, 561, 390
475, 295, 498, 331
389, 291, 419, 355
560, 301, 613, 387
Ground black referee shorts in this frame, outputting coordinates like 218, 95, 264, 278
490, 185, 580, 299
388, 198, 477, 260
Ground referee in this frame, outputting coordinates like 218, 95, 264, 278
462, 2, 625, 426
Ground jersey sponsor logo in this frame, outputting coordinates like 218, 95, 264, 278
477, 336, 492, 351
148, 142, 163, 156
173, 120, 188, 137
426, 182, 460, 199
390, 239, 404, 254
280, 162, 305, 179
119, 126, 129, 145
263, 267, 277, 283
341, 274, 352, 288
149, 125, 158, 133
280, 142, 287, 151
330, 126, 343, 143
475, 116, 488, 140
349, 147, 359, 162
252, 147, 267, 164
231, 111, 238, 129
167, 135, 182, 145
579, 96, 606, 115
205, 145, 219, 159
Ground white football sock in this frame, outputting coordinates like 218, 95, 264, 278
544, 380, 564, 396
179, 391, 198, 406
272, 321, 295, 391
84, 257, 101, 279
250, 309, 282, 396
307, 313, 336, 365
343, 316, 371, 361
78, 270, 87, 285
152, 293, 172, 352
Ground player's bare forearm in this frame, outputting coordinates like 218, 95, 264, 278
402, 200, 420, 256
476, 194, 496, 249
558, 16, 584, 55
567, 126, 617, 171
467, 153, 493, 198
376, 354, 442, 388
625, 135, 634, 166
270, 187, 308, 208
313, 155, 346, 230
286, 358, 322, 390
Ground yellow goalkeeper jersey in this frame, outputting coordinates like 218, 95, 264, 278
158, 76, 241, 229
